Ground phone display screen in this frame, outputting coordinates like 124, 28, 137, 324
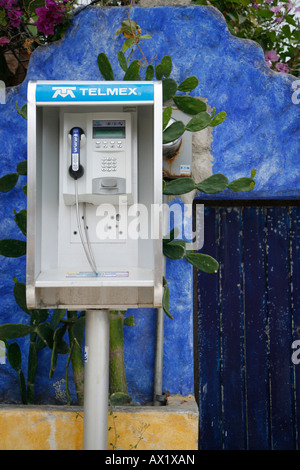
93, 120, 126, 139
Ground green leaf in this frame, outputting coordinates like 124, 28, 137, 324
256, 9, 274, 18
163, 241, 185, 259
163, 120, 185, 144
123, 59, 140, 80
19, 370, 27, 404
13, 279, 30, 314
27, 343, 37, 383
23, 185, 27, 196
121, 19, 138, 32
162, 283, 173, 319
17, 160, 27, 176
227, 177, 255, 192
31, 309, 49, 325
210, 111, 227, 127
178, 76, 199, 92
0, 239, 26, 257
0, 173, 19, 193
50, 326, 69, 378
124, 315, 135, 326
282, 24, 291, 39
163, 227, 180, 244
185, 112, 211, 132
140, 34, 152, 39
173, 96, 206, 115
185, 252, 219, 273
122, 37, 134, 53
196, 173, 229, 194
7, 342, 22, 371
145, 64, 154, 81
13, 209, 27, 236
97, 53, 114, 81
285, 14, 297, 27
163, 177, 196, 195
49, 345, 58, 379
72, 315, 85, 347
155, 63, 164, 80
16, 102, 27, 120
0, 323, 33, 340
160, 55, 172, 78
162, 78, 178, 103
162, 106, 173, 130
118, 50, 128, 72
50, 309, 66, 329
251, 168, 257, 178
36, 323, 54, 349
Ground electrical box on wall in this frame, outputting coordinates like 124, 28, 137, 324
26, 80, 163, 310
163, 108, 193, 179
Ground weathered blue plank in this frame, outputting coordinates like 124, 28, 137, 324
219, 207, 246, 449
243, 207, 270, 449
289, 206, 300, 449
197, 207, 222, 450
267, 207, 295, 449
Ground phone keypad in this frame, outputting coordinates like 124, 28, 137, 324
101, 156, 117, 172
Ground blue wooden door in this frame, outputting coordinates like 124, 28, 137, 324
196, 204, 300, 450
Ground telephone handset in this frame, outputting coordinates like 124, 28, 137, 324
69, 127, 84, 179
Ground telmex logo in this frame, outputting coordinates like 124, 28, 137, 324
52, 86, 76, 98
51, 86, 138, 99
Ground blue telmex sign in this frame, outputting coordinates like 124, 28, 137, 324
35, 83, 154, 102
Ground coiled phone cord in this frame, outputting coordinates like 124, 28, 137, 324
74, 179, 98, 275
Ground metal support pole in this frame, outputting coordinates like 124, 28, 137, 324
153, 306, 165, 405
83, 309, 110, 450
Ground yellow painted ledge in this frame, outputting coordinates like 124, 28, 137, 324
0, 395, 198, 450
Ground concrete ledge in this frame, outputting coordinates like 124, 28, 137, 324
0, 396, 198, 450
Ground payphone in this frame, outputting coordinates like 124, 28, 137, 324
26, 80, 163, 451
26, 80, 163, 311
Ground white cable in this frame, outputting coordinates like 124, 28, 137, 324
83, 202, 98, 272
75, 179, 98, 275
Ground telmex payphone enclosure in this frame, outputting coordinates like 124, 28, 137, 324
26, 81, 163, 310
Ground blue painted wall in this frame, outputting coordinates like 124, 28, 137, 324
0, 5, 299, 404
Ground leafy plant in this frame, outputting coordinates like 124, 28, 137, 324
0, 109, 85, 405
0, 277, 85, 405
192, 0, 300, 76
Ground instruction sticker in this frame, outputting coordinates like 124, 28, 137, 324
66, 271, 129, 278
180, 164, 191, 175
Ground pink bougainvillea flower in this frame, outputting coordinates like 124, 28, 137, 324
295, 6, 300, 12
287, 0, 293, 11
275, 62, 290, 73
0, 37, 10, 45
270, 5, 282, 13
265, 50, 280, 62
7, 7, 23, 28
274, 15, 284, 22
35, 0, 66, 36
0, 0, 18, 8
